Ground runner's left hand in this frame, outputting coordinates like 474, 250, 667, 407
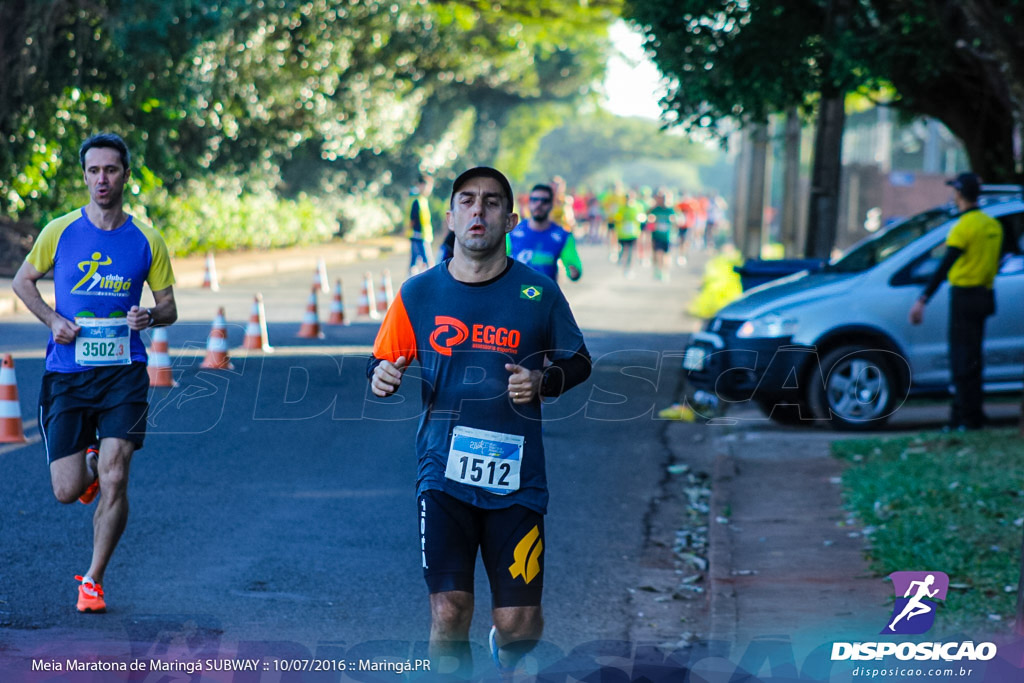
127, 305, 152, 331
506, 364, 541, 404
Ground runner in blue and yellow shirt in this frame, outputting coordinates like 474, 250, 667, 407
369, 167, 591, 678
12, 133, 177, 614
506, 183, 582, 284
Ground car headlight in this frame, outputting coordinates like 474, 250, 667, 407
736, 313, 799, 339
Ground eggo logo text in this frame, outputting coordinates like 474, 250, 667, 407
428, 316, 522, 355
472, 325, 520, 349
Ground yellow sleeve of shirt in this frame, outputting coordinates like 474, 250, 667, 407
26, 210, 78, 274
945, 215, 972, 251
137, 220, 176, 291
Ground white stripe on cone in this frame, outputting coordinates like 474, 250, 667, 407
149, 352, 171, 366
208, 337, 229, 352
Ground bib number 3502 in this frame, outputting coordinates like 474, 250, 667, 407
445, 426, 523, 495
75, 317, 130, 366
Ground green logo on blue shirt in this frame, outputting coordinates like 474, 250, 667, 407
520, 285, 543, 301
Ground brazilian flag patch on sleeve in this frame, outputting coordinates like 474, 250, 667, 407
520, 285, 543, 301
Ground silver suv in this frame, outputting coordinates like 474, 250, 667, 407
683, 187, 1024, 429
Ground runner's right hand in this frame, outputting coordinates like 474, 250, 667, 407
51, 316, 81, 344
371, 356, 407, 397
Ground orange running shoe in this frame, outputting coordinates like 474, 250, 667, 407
79, 446, 100, 505
75, 575, 106, 613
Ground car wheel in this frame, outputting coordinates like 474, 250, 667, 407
755, 398, 812, 426
808, 345, 902, 430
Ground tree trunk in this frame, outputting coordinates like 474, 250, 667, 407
886, 33, 1022, 184
743, 122, 769, 260
941, 94, 1020, 183
805, 95, 845, 260
731, 128, 751, 255
781, 108, 802, 257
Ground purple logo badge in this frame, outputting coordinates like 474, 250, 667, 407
882, 571, 949, 635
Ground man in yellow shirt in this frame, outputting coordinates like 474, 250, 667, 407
408, 173, 435, 275
909, 172, 1003, 430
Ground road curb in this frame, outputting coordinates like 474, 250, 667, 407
171, 244, 392, 289
708, 436, 738, 645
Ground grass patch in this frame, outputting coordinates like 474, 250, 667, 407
832, 429, 1024, 633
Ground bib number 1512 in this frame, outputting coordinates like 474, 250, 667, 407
457, 455, 513, 488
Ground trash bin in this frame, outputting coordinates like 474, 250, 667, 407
733, 258, 825, 291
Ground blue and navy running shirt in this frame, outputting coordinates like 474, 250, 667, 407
372, 258, 586, 514
26, 208, 176, 373
507, 220, 580, 282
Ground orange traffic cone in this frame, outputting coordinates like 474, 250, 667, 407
242, 294, 273, 351
201, 307, 234, 369
203, 252, 220, 291
357, 272, 379, 320
377, 270, 394, 315
327, 278, 347, 325
0, 354, 26, 443
315, 258, 330, 294
297, 286, 324, 338
147, 328, 178, 388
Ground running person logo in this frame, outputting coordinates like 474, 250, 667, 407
882, 571, 949, 635
508, 525, 543, 584
71, 252, 133, 295
72, 252, 113, 292
429, 316, 469, 356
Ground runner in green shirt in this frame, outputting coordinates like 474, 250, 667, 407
647, 190, 678, 281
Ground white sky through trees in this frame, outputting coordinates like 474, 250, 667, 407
602, 20, 664, 120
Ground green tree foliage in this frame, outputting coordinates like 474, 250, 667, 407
623, 0, 1024, 182
850, 0, 1024, 182
1, 0, 620, 244
380, 0, 620, 189
532, 112, 717, 186
621, 2, 836, 131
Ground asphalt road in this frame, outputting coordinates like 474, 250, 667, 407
0, 241, 705, 679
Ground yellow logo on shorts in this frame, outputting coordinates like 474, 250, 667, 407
508, 525, 543, 584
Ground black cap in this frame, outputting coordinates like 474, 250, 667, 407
450, 166, 515, 213
947, 172, 981, 201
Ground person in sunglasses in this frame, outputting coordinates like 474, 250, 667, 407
506, 183, 583, 284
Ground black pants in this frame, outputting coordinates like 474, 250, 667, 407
949, 286, 995, 428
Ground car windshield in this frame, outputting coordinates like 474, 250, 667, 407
825, 208, 954, 273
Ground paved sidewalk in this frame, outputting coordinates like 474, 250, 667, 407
706, 419, 889, 656
698, 401, 1024, 679
0, 236, 406, 317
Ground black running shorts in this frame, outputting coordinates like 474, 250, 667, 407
419, 490, 544, 608
38, 361, 149, 463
